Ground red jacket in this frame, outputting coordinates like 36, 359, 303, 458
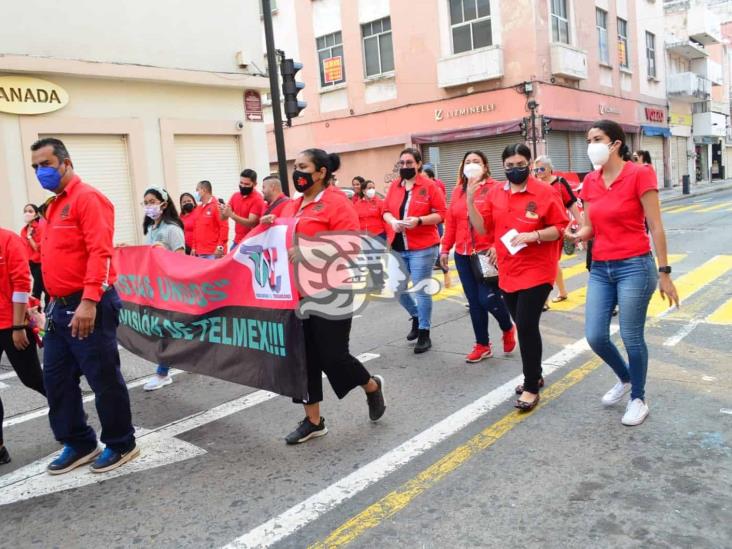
382, 173, 447, 250
0, 228, 31, 330
441, 179, 497, 255
192, 197, 228, 255
181, 208, 199, 249
353, 196, 386, 236
20, 219, 43, 263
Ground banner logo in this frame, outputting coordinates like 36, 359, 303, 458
234, 225, 293, 301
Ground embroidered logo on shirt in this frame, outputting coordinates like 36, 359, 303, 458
419, 188, 428, 197
60, 204, 71, 219
314, 203, 325, 212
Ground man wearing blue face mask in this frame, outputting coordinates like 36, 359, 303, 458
31, 137, 138, 474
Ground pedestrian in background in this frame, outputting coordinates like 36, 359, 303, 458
577, 120, 679, 426
31, 137, 137, 474
259, 175, 291, 225
222, 169, 265, 249
20, 203, 48, 306
279, 149, 386, 444
354, 179, 386, 240
633, 150, 652, 166
351, 176, 365, 203
440, 150, 516, 363
0, 226, 46, 466
468, 143, 568, 411
179, 192, 198, 255
191, 180, 228, 259
140, 187, 185, 392
383, 148, 447, 354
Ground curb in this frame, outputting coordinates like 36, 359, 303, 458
659, 181, 732, 205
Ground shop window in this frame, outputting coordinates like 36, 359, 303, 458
362, 17, 394, 77
551, 0, 570, 44
646, 31, 657, 79
449, 0, 492, 55
316, 31, 346, 87
596, 8, 609, 65
617, 18, 629, 70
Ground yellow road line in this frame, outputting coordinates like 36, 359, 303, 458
561, 261, 589, 282
706, 296, 732, 325
307, 357, 603, 549
695, 201, 732, 213
665, 204, 704, 214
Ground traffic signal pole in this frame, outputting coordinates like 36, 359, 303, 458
261, 0, 290, 195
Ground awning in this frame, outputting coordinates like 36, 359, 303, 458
642, 125, 672, 137
411, 120, 521, 144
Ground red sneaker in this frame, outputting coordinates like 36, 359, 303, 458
503, 326, 517, 354
466, 343, 493, 363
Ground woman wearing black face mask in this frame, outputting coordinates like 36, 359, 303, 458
468, 144, 568, 412
278, 149, 386, 445
179, 192, 198, 255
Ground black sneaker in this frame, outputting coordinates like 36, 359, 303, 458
406, 317, 419, 341
366, 375, 386, 421
414, 329, 432, 354
285, 417, 328, 445
0, 445, 10, 465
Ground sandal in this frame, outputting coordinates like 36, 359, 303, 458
515, 377, 545, 395
552, 295, 568, 303
515, 393, 541, 412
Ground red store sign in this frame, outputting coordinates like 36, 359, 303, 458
645, 107, 665, 123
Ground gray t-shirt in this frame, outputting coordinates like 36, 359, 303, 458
144, 220, 185, 252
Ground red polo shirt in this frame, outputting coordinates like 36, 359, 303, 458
382, 173, 447, 250
353, 196, 386, 236
192, 197, 228, 255
20, 220, 43, 263
180, 208, 198, 250
264, 193, 291, 217
0, 228, 31, 329
42, 175, 117, 301
229, 191, 266, 244
550, 177, 578, 209
442, 179, 497, 256
280, 186, 359, 237
580, 161, 657, 261
477, 177, 568, 293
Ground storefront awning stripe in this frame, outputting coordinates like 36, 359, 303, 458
641, 125, 672, 137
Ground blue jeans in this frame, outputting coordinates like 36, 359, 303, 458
454, 253, 513, 345
157, 364, 170, 376
397, 246, 439, 329
585, 253, 658, 400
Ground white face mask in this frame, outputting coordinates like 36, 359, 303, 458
144, 204, 162, 220
463, 163, 483, 180
23, 212, 36, 224
587, 142, 612, 167
365, 188, 376, 199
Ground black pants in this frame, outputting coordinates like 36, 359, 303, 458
502, 284, 553, 394
0, 328, 46, 445
295, 316, 372, 405
29, 261, 48, 307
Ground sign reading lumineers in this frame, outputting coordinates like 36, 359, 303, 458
0, 76, 69, 115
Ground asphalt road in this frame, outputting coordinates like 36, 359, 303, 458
1, 189, 731, 549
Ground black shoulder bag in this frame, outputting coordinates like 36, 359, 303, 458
468, 218, 499, 286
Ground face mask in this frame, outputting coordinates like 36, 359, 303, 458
193, 191, 201, 202
365, 188, 376, 199
292, 191, 303, 199
399, 167, 417, 180
145, 204, 162, 220
587, 142, 612, 167
463, 163, 483, 180
292, 170, 316, 193
505, 166, 530, 185
181, 203, 194, 214
35, 165, 63, 192
240, 186, 254, 196
23, 212, 36, 224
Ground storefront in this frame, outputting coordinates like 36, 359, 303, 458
669, 110, 693, 187
638, 105, 671, 188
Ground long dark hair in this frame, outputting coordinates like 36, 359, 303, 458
353, 176, 366, 197
635, 150, 652, 164
302, 148, 341, 188
23, 203, 40, 222
457, 150, 490, 191
143, 188, 184, 235
590, 119, 632, 161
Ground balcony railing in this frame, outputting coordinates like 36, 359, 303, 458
667, 72, 711, 102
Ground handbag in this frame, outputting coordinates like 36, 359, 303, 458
468, 218, 498, 285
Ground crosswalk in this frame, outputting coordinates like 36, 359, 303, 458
661, 201, 732, 214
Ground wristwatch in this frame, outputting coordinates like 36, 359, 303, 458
658, 266, 672, 274
417, 217, 423, 226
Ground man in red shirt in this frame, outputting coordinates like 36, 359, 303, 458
192, 180, 228, 258
31, 137, 137, 474
222, 169, 265, 247
259, 175, 291, 224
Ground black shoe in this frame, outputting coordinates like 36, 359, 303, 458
406, 317, 419, 341
414, 329, 432, 354
0, 446, 10, 465
366, 375, 386, 421
285, 417, 328, 445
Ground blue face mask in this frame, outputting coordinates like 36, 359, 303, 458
36, 165, 64, 191
193, 191, 201, 202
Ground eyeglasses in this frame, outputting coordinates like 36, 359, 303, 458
533, 167, 546, 173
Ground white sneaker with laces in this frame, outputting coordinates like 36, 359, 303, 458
143, 375, 172, 391
601, 381, 631, 406
621, 398, 649, 426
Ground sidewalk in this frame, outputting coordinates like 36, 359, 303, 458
659, 178, 732, 204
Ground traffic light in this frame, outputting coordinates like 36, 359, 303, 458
280, 58, 307, 124
541, 116, 552, 137
519, 117, 530, 140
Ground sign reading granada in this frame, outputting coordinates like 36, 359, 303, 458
0, 76, 69, 115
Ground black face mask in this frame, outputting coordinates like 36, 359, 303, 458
181, 203, 194, 214
505, 166, 530, 185
240, 186, 254, 196
399, 167, 417, 180
293, 170, 316, 193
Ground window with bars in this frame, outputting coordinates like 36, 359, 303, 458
316, 31, 346, 87
551, 0, 570, 44
646, 31, 657, 79
362, 17, 394, 77
617, 18, 629, 69
596, 9, 609, 65
449, 0, 492, 54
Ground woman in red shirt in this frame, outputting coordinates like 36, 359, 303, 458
439, 150, 516, 363
382, 148, 447, 354
179, 192, 198, 255
577, 120, 679, 426
19, 204, 47, 306
468, 144, 568, 411
278, 149, 386, 444
354, 179, 386, 240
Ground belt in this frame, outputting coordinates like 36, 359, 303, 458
51, 286, 112, 306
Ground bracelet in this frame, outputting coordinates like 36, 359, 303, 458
11, 325, 27, 331
535, 230, 541, 242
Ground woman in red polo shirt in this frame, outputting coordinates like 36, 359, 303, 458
20, 204, 47, 306
354, 179, 386, 240
439, 150, 516, 363
382, 148, 447, 354
179, 192, 198, 255
468, 144, 568, 411
278, 148, 386, 445
577, 119, 678, 426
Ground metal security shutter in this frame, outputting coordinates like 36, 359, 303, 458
546, 131, 571, 171
46, 134, 137, 245
670, 136, 687, 186
642, 136, 664, 188
568, 132, 593, 173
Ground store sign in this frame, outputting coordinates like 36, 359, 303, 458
599, 104, 621, 116
670, 112, 692, 126
322, 56, 343, 84
435, 103, 496, 122
645, 107, 665, 123
244, 90, 263, 122
0, 76, 69, 115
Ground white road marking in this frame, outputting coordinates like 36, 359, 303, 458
0, 371, 18, 381
702, 376, 717, 382
0, 382, 8, 390
221, 328, 617, 549
663, 319, 701, 347
720, 409, 732, 415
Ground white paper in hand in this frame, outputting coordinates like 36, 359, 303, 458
500, 229, 527, 255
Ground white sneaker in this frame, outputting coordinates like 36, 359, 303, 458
143, 375, 172, 391
621, 398, 649, 426
601, 381, 631, 406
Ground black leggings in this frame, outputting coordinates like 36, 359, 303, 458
502, 284, 553, 394
0, 328, 46, 445
29, 261, 48, 307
